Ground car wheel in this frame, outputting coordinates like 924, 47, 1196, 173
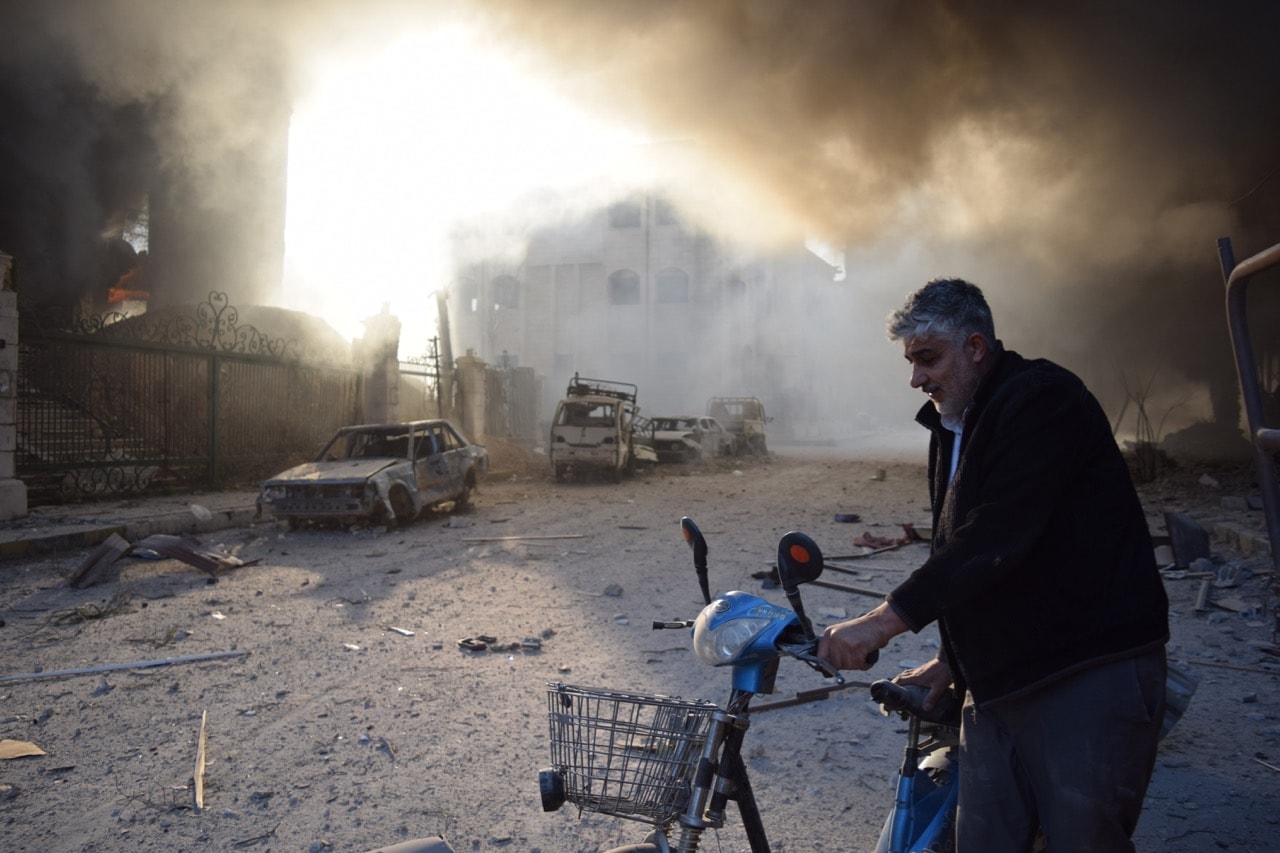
554, 463, 568, 482
389, 486, 416, 525
752, 436, 768, 455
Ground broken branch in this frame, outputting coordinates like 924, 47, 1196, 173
460, 534, 585, 542
0, 649, 250, 685
193, 710, 207, 813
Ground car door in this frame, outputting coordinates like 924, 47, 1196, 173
697, 417, 722, 455
411, 425, 449, 507
431, 423, 467, 502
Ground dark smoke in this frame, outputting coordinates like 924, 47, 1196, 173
2, 0, 1278, 448
472, 0, 1280, 440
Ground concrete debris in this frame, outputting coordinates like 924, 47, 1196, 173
1215, 564, 1243, 588
1165, 511, 1211, 568
455, 635, 542, 653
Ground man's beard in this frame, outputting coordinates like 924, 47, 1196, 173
937, 359, 983, 430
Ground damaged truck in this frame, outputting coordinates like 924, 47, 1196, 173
549, 374, 657, 482
707, 396, 770, 455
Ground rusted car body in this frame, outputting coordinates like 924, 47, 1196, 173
258, 419, 488, 528
707, 396, 770, 455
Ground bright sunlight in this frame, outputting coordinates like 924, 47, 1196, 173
282, 23, 645, 356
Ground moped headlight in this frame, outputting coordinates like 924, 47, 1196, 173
692, 607, 773, 665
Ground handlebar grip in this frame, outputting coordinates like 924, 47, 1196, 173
870, 678, 924, 711
870, 678, 962, 724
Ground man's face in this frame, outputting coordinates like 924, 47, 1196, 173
903, 331, 986, 424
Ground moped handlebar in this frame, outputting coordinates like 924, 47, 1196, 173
871, 678, 961, 725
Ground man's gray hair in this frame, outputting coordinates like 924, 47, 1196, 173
886, 277, 996, 346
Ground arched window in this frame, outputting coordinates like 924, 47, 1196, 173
609, 269, 641, 305
655, 268, 689, 303
492, 275, 519, 309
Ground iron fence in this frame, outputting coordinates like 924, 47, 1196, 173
17, 293, 362, 504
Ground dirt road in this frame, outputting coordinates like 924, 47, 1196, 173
0, 449, 1276, 851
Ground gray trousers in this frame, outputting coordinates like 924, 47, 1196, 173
956, 648, 1166, 852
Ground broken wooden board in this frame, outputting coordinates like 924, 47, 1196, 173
68, 533, 132, 588
0, 739, 46, 759
132, 533, 255, 575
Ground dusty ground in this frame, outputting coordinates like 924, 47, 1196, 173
0, 444, 1277, 852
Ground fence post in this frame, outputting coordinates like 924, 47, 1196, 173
454, 349, 488, 443
0, 252, 27, 518
360, 307, 401, 424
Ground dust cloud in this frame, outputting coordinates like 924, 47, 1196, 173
473, 0, 1280, 443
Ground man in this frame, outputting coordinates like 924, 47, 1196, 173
818, 278, 1169, 852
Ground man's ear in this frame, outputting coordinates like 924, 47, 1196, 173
965, 332, 989, 364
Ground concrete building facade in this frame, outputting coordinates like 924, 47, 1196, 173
446, 196, 839, 436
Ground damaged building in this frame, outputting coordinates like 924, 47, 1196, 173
444, 194, 844, 441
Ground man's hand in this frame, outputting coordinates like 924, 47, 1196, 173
817, 601, 908, 671
893, 657, 954, 712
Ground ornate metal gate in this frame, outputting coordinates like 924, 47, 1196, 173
17, 293, 363, 504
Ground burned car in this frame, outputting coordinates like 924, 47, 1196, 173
651, 416, 737, 462
259, 419, 488, 528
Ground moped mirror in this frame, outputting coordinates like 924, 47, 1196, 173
681, 516, 712, 606
681, 517, 707, 569
776, 531, 824, 588
776, 531, 824, 643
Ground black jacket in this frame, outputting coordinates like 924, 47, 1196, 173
887, 347, 1169, 706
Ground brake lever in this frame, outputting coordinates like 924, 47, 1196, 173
777, 642, 845, 685
777, 642, 880, 684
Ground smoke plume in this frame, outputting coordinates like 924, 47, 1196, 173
2, 0, 1278, 449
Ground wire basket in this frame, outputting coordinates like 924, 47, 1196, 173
546, 682, 718, 823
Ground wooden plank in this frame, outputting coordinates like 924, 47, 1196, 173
68, 533, 132, 588
193, 710, 207, 813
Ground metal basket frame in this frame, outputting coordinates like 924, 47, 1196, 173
546, 682, 719, 823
